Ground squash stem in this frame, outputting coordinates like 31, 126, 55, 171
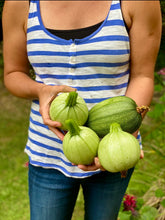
136, 106, 150, 114
110, 122, 122, 133
120, 170, 128, 178
65, 91, 78, 107
65, 119, 80, 136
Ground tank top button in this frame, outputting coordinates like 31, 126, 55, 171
70, 43, 76, 52
69, 68, 75, 73
70, 56, 76, 64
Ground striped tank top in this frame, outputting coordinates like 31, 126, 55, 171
25, 0, 141, 178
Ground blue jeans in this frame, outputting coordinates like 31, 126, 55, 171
28, 164, 134, 220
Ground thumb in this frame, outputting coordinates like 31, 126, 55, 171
94, 157, 105, 171
56, 85, 77, 94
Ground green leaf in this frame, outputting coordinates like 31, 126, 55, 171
118, 211, 132, 220
139, 206, 159, 220
147, 103, 165, 119
160, 199, 165, 208
154, 84, 163, 92
136, 198, 144, 210
155, 189, 165, 198
130, 211, 140, 220
159, 93, 165, 103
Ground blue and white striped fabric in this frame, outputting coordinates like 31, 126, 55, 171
25, 0, 141, 178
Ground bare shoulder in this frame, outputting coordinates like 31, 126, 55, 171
3, 0, 29, 32
3, 0, 29, 14
127, 1, 161, 30
3, 1, 30, 75
128, 1, 161, 16
121, 1, 161, 32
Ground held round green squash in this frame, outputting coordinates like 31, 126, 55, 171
63, 119, 100, 165
86, 96, 143, 138
49, 91, 88, 130
98, 123, 141, 173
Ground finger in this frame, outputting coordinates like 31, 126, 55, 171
48, 126, 65, 141
41, 107, 61, 127
39, 102, 51, 121
55, 85, 77, 94
44, 118, 62, 127
94, 157, 105, 171
140, 149, 144, 159
132, 130, 139, 138
77, 157, 105, 171
40, 102, 61, 127
77, 164, 98, 171
48, 85, 77, 105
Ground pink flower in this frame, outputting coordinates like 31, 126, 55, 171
157, 68, 165, 75
123, 194, 136, 213
24, 161, 29, 168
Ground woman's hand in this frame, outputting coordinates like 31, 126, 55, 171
38, 84, 76, 141
140, 150, 144, 159
132, 130, 144, 159
77, 151, 143, 172
77, 132, 144, 172
77, 157, 105, 171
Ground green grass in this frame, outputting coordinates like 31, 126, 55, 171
0, 47, 30, 219
0, 90, 30, 219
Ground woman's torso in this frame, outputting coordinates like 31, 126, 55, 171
25, 0, 137, 178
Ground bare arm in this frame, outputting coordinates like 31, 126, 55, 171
78, 0, 162, 171
2, 0, 49, 101
2, 1, 43, 99
2, 1, 75, 140
125, 0, 162, 114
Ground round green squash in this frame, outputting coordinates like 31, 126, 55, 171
86, 96, 142, 137
98, 123, 141, 173
49, 91, 88, 130
63, 119, 100, 165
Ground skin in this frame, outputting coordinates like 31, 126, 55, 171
3, 1, 162, 171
